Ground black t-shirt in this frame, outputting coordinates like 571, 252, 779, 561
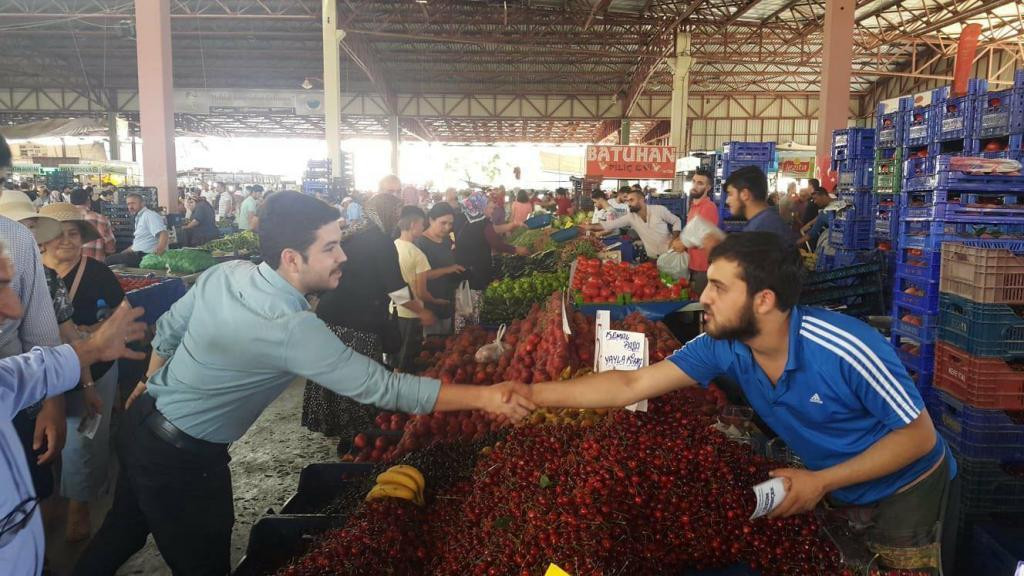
415, 235, 459, 318
316, 226, 407, 334
191, 199, 220, 242
454, 218, 493, 290
803, 197, 821, 225
62, 257, 125, 381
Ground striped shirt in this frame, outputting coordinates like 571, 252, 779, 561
0, 216, 61, 359
669, 306, 953, 505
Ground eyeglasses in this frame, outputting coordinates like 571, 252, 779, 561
0, 497, 39, 549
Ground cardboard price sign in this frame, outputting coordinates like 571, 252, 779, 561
585, 145, 676, 180
594, 319, 649, 412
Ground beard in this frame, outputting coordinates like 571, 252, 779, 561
690, 188, 707, 200
705, 299, 760, 341
628, 204, 642, 213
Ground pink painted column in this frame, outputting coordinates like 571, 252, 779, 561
134, 0, 178, 212
814, 0, 855, 188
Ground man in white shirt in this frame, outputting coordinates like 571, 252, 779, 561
584, 189, 682, 258
606, 186, 630, 221
107, 193, 168, 267
590, 189, 611, 224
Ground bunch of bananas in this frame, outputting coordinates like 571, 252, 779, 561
365, 465, 425, 506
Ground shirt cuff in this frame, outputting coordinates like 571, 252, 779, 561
48, 344, 83, 396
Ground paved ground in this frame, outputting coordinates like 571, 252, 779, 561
45, 379, 336, 576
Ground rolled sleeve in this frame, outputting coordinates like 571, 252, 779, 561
667, 334, 725, 388
285, 314, 440, 413
0, 344, 81, 419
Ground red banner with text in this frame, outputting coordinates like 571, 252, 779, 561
585, 145, 677, 180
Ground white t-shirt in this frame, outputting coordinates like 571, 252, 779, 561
393, 239, 431, 319
591, 207, 608, 224
600, 204, 682, 257
606, 198, 629, 220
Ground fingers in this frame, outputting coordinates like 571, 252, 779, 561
121, 349, 148, 361
511, 392, 537, 412
33, 422, 44, 452
37, 428, 58, 464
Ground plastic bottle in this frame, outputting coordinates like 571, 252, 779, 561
96, 299, 112, 323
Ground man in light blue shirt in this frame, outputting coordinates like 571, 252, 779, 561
75, 191, 535, 576
106, 192, 168, 268
345, 194, 364, 223
0, 246, 147, 576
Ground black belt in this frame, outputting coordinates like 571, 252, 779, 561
138, 395, 226, 454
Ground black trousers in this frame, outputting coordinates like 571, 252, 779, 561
105, 250, 146, 268
73, 395, 233, 576
394, 316, 423, 372
12, 409, 54, 500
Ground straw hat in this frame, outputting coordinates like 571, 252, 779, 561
38, 202, 100, 245
0, 191, 62, 244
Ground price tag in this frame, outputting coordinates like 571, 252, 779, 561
561, 290, 572, 336
749, 477, 788, 520
596, 328, 648, 412
593, 310, 610, 373
545, 564, 571, 576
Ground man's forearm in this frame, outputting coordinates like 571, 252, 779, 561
434, 383, 488, 412
816, 413, 937, 493
155, 232, 169, 255
532, 370, 642, 409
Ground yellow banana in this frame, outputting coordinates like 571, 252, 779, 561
365, 484, 419, 504
376, 471, 420, 495
387, 465, 425, 493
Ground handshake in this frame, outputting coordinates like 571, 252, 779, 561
480, 381, 536, 423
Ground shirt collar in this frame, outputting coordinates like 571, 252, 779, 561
257, 261, 310, 311
727, 307, 802, 372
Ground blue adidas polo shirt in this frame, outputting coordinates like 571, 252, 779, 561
670, 306, 955, 505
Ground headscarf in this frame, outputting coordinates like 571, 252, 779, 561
461, 191, 488, 223
341, 192, 403, 242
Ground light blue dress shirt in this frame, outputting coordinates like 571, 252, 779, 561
0, 345, 80, 575
346, 202, 363, 223
146, 261, 441, 443
131, 207, 167, 253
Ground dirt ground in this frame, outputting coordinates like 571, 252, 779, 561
45, 379, 336, 576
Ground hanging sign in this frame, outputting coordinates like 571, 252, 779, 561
585, 145, 677, 180
777, 157, 814, 178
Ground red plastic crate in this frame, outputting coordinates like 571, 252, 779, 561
933, 341, 1024, 411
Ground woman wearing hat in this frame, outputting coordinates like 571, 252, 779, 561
38, 202, 125, 542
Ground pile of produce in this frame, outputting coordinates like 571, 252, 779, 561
556, 235, 605, 267
509, 228, 554, 252
201, 230, 258, 253
480, 270, 569, 325
552, 211, 591, 229
572, 257, 691, 304
116, 276, 161, 293
277, 389, 850, 576
492, 249, 558, 280
140, 249, 217, 274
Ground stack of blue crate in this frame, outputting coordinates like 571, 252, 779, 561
713, 141, 776, 233
829, 128, 876, 250
971, 69, 1024, 160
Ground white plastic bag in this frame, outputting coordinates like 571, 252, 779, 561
455, 280, 474, 317
681, 216, 725, 248
657, 250, 690, 281
475, 324, 508, 363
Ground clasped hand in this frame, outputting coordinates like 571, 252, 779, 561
482, 381, 535, 424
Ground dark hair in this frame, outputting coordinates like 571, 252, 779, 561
428, 202, 455, 220
591, 189, 607, 201
812, 187, 830, 197
398, 205, 427, 231
516, 190, 530, 203
709, 232, 802, 312
251, 184, 264, 194
692, 168, 713, 183
70, 188, 90, 206
617, 186, 631, 195
555, 187, 568, 197
0, 134, 11, 170
724, 165, 768, 203
808, 178, 821, 190
257, 190, 340, 269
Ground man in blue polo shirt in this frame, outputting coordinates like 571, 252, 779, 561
525, 232, 958, 573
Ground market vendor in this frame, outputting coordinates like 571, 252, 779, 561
105, 192, 168, 267
73, 191, 536, 576
521, 233, 958, 573
583, 188, 682, 258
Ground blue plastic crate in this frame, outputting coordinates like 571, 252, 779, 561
898, 220, 1024, 251
896, 246, 942, 281
936, 94, 978, 142
972, 133, 1024, 159
602, 236, 635, 262
892, 329, 937, 374
717, 159, 772, 180
969, 521, 1024, 576
937, 292, 1024, 358
903, 104, 935, 147
974, 75, 1024, 138
835, 159, 873, 190
900, 190, 1024, 222
830, 128, 875, 160
876, 99, 908, 148
892, 300, 939, 341
903, 155, 1024, 193
829, 213, 874, 250
837, 190, 877, 219
721, 141, 775, 163
647, 195, 686, 220
893, 272, 941, 311
524, 213, 553, 229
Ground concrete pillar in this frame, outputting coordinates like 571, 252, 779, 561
107, 92, 120, 161
390, 115, 400, 175
322, 0, 343, 177
814, 0, 855, 183
619, 119, 631, 145
669, 32, 692, 154
134, 0, 177, 212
